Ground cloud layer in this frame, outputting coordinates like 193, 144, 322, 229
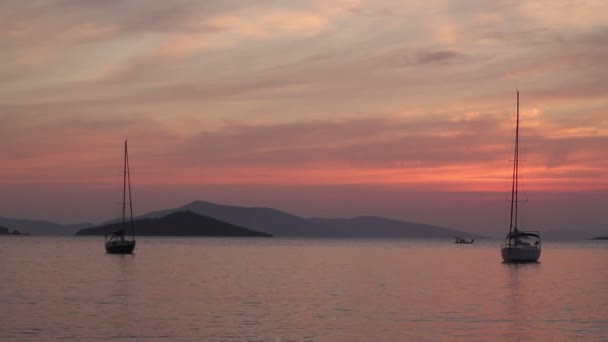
1, 0, 607, 231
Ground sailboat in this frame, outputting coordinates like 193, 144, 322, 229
501, 91, 541, 263
104, 140, 136, 254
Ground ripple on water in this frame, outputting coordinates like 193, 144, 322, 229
1, 237, 607, 341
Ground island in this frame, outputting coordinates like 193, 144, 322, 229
75, 210, 272, 237
0, 226, 29, 235
592, 237, 608, 240
141, 200, 483, 238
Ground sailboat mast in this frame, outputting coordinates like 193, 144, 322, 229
126, 140, 135, 240
122, 140, 127, 230
500, 90, 541, 262
508, 91, 520, 236
514, 91, 520, 231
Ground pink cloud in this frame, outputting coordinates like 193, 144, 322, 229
1, 112, 606, 194
1, 0, 608, 232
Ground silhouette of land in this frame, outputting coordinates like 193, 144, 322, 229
592, 237, 608, 240
135, 200, 481, 239
308, 216, 482, 239
75, 210, 272, 237
0, 217, 91, 235
0, 226, 29, 235
3, 200, 482, 238
138, 200, 334, 237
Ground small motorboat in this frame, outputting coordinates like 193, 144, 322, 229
454, 237, 475, 244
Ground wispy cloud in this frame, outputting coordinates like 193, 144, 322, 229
2, 109, 606, 193
1, 0, 607, 227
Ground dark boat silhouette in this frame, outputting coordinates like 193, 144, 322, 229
454, 237, 474, 244
501, 92, 541, 263
105, 140, 136, 254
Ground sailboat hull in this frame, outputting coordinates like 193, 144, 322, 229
501, 246, 540, 263
105, 240, 136, 254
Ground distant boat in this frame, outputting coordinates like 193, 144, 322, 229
105, 140, 136, 254
501, 91, 541, 263
454, 237, 474, 244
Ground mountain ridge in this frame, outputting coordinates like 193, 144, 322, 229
0, 217, 92, 236
309, 216, 483, 239
76, 210, 272, 237
2, 200, 483, 238
136, 200, 340, 237
137, 200, 481, 238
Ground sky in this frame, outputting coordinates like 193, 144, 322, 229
1, 0, 607, 237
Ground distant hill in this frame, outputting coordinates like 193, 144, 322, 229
309, 216, 483, 239
592, 237, 608, 240
3, 200, 482, 239
75, 210, 272, 237
0, 217, 92, 236
132, 200, 480, 238
135, 201, 339, 237
0, 226, 29, 235
542, 227, 606, 240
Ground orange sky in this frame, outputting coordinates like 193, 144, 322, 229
0, 0, 607, 235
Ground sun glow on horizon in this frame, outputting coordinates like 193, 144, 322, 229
1, 0, 607, 230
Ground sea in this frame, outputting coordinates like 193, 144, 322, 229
1, 237, 607, 341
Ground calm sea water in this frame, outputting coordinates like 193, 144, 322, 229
1, 237, 607, 341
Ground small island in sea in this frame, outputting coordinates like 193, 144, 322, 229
75, 210, 272, 237
592, 237, 608, 240
0, 226, 29, 235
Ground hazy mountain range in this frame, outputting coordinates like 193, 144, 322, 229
308, 216, 476, 238
0, 217, 92, 236
76, 210, 271, 237
0, 226, 29, 235
126, 201, 482, 238
4, 200, 601, 239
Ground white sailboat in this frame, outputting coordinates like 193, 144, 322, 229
501, 91, 541, 263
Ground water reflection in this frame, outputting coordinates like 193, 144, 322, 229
2, 237, 607, 341
502, 262, 542, 341
101, 253, 138, 339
